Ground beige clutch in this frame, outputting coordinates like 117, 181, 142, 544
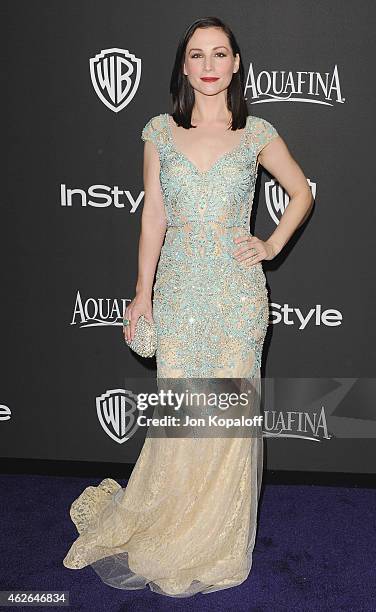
125, 315, 157, 358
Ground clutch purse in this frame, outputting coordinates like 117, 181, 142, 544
124, 315, 157, 358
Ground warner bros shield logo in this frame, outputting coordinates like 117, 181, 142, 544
96, 389, 140, 444
90, 48, 142, 112
265, 178, 316, 225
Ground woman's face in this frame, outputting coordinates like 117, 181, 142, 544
183, 27, 239, 96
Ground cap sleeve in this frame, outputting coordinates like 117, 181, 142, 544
253, 116, 279, 156
141, 115, 162, 147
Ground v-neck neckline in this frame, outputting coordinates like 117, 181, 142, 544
165, 113, 249, 176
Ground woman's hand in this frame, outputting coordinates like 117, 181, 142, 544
123, 292, 154, 343
233, 234, 279, 265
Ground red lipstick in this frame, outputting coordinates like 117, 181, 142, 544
200, 77, 219, 82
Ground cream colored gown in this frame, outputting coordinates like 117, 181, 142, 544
63, 112, 279, 597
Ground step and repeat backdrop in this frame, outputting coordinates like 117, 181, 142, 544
2, 1, 375, 473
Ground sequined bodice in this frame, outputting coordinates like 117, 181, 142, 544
142, 113, 277, 232
141, 112, 278, 273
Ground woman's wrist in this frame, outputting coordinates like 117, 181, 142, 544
265, 237, 283, 258
135, 285, 152, 299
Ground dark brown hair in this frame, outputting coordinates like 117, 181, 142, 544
169, 16, 249, 131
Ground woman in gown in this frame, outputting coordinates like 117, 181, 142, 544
63, 17, 313, 598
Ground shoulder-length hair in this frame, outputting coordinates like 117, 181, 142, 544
169, 16, 249, 131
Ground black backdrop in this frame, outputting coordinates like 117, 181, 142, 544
2, 0, 375, 473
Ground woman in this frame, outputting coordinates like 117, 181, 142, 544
63, 17, 313, 597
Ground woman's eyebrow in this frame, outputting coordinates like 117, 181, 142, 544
188, 46, 229, 52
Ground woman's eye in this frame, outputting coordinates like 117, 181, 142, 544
190, 52, 227, 59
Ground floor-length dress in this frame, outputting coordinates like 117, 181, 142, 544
63, 112, 279, 597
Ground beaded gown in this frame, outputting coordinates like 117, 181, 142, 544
63, 112, 279, 597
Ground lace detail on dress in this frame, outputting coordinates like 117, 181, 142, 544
69, 478, 121, 535
251, 116, 279, 155
63, 431, 264, 595
141, 114, 169, 160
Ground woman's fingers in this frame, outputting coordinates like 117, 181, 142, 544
233, 235, 270, 267
123, 307, 132, 342
123, 298, 153, 344
244, 247, 262, 263
244, 251, 263, 266
234, 236, 256, 258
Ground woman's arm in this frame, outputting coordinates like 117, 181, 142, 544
135, 140, 167, 297
124, 140, 166, 342
260, 136, 314, 257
